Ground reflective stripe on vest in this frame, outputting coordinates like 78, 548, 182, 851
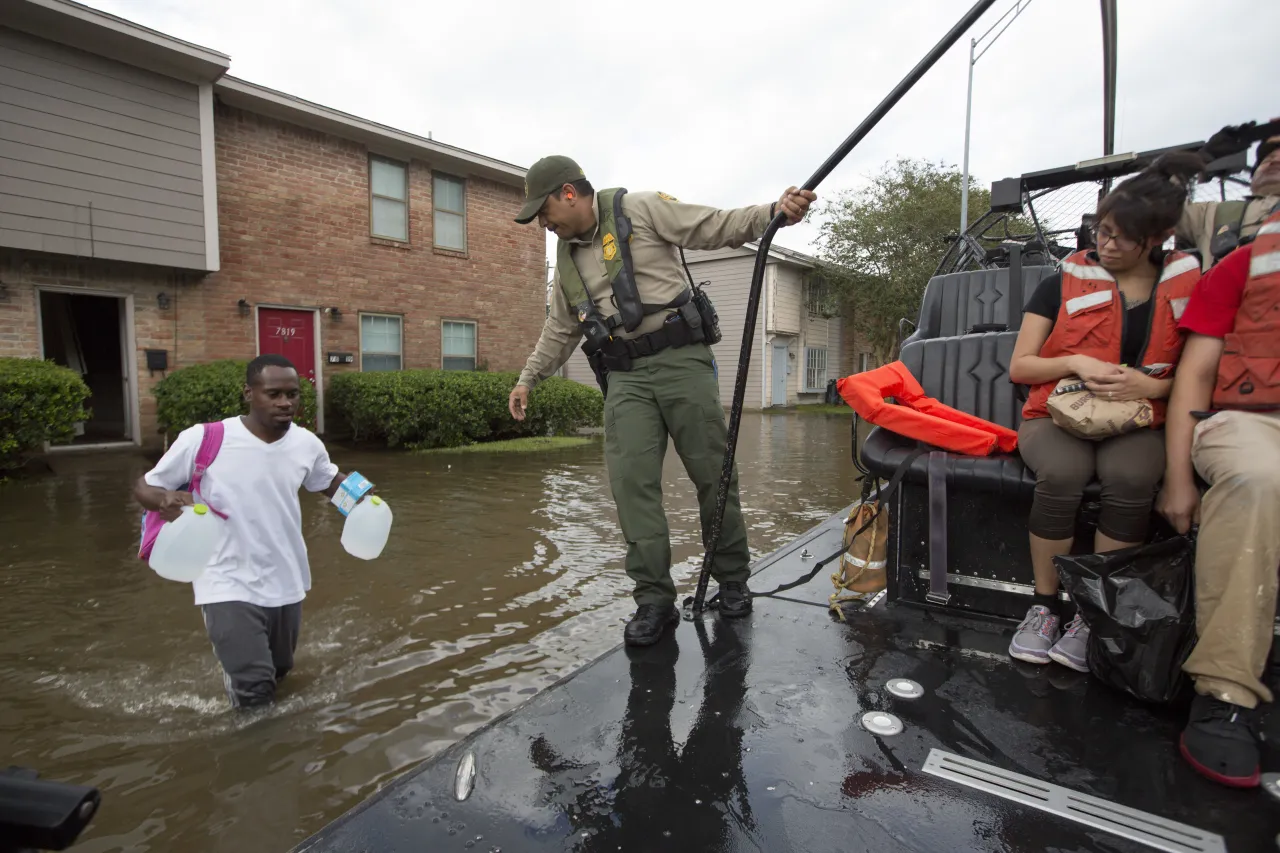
1213, 209, 1280, 411
1022, 249, 1201, 427
837, 361, 1019, 457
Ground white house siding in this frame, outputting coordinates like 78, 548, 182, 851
769, 263, 803, 336
798, 309, 841, 401
555, 245, 841, 413
687, 254, 762, 410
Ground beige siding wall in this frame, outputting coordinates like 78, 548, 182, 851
0, 27, 209, 270
769, 263, 803, 335
562, 343, 595, 386
557, 250, 767, 410
691, 256, 762, 410
554, 247, 837, 413
798, 309, 841, 399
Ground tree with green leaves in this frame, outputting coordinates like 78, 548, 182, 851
816, 157, 1027, 362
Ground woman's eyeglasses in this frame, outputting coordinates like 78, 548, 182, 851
1091, 226, 1139, 253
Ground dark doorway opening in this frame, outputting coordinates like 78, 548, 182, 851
39, 291, 130, 444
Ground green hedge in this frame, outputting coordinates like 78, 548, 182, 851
328, 370, 603, 449
153, 359, 318, 437
0, 358, 91, 471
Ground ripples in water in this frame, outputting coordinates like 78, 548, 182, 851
0, 413, 865, 851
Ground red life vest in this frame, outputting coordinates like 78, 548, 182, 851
1022, 249, 1201, 427
1213, 209, 1280, 410
837, 361, 1018, 457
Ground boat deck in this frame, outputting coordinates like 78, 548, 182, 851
294, 510, 1280, 853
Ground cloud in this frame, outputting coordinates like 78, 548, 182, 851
83, 0, 1280, 260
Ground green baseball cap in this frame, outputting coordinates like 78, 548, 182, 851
514, 155, 586, 224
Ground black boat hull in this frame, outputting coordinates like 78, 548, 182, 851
294, 511, 1278, 853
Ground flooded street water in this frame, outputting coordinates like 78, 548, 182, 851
1, 412, 866, 853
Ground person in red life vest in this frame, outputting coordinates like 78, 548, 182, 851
1006, 153, 1204, 671
1156, 203, 1280, 789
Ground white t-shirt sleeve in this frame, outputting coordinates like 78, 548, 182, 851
143, 425, 202, 490
302, 436, 340, 493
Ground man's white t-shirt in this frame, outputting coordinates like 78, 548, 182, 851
144, 416, 339, 607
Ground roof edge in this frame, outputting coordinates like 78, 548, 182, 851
2, 0, 230, 81
214, 76, 527, 186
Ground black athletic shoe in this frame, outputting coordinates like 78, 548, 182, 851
624, 603, 679, 646
717, 582, 753, 618
1179, 693, 1261, 788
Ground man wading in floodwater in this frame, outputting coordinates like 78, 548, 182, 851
134, 354, 353, 708
508, 155, 815, 646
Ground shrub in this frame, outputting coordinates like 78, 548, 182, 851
0, 358, 91, 471
328, 370, 602, 449
153, 359, 318, 437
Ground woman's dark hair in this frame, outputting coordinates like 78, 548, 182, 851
1095, 151, 1204, 244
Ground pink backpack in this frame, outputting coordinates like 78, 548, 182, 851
138, 421, 228, 560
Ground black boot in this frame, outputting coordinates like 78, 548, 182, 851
1179, 693, 1261, 788
625, 603, 679, 646
717, 581, 753, 618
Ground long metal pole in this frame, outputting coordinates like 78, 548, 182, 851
959, 37, 976, 235
1098, 0, 1118, 201
690, 0, 1000, 613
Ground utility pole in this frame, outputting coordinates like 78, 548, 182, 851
959, 0, 1035, 235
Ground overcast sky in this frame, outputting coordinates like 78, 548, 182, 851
82, 0, 1279, 262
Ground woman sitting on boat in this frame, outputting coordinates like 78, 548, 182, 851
1006, 153, 1205, 670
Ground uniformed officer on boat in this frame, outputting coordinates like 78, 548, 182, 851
508, 155, 815, 646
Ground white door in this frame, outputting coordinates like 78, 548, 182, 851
771, 342, 789, 407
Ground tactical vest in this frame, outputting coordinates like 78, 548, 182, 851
1022, 249, 1201, 427
1213, 210, 1280, 411
556, 187, 668, 335
1209, 197, 1280, 265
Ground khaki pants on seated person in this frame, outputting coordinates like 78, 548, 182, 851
1182, 410, 1280, 710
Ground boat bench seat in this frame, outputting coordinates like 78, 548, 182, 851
860, 332, 1102, 503
901, 265, 1055, 346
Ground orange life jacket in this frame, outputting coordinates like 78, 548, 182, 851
837, 361, 1018, 457
1022, 249, 1200, 427
1213, 209, 1280, 410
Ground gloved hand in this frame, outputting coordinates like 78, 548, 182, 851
1198, 121, 1258, 163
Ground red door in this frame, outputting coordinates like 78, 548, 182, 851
257, 308, 316, 385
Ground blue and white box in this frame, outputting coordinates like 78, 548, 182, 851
331, 471, 374, 517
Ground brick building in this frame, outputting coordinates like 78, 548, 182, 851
0, 0, 543, 448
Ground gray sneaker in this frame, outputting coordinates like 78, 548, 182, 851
1009, 605, 1061, 664
1048, 612, 1090, 672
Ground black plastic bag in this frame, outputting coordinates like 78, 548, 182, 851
1054, 535, 1197, 704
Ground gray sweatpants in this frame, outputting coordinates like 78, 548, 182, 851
201, 601, 302, 708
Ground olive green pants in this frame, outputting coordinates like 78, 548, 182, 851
604, 343, 751, 607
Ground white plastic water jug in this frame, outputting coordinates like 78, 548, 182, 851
341, 495, 393, 560
149, 504, 225, 582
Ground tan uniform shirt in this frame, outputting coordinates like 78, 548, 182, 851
1177, 195, 1280, 271
517, 191, 773, 389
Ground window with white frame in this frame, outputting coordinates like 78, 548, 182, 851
804, 347, 828, 391
361, 313, 403, 371
805, 279, 829, 316
442, 320, 476, 370
370, 156, 409, 241
434, 173, 466, 251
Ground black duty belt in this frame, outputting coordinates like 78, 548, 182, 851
620, 318, 696, 359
